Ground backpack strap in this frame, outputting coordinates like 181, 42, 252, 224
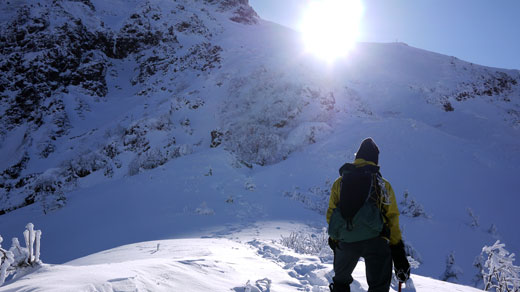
374, 174, 391, 239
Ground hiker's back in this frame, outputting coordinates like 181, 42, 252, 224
328, 162, 385, 243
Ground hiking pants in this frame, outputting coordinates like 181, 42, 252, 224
333, 237, 392, 292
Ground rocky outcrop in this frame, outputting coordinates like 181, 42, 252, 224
0, 0, 250, 214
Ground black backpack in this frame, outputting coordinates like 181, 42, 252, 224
328, 163, 388, 242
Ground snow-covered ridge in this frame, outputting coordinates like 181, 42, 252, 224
0, 236, 485, 292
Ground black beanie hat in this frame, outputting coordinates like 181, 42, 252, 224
355, 137, 380, 164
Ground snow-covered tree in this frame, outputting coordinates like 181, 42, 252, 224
0, 223, 43, 287
0, 236, 14, 286
481, 240, 520, 292
440, 251, 463, 283
473, 254, 485, 288
466, 207, 480, 228
488, 224, 499, 238
400, 224, 423, 268
399, 191, 430, 218
195, 201, 215, 215
404, 241, 422, 269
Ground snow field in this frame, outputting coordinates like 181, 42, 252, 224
0, 235, 486, 292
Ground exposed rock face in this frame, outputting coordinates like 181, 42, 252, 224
0, 0, 257, 214
0, 0, 256, 139
437, 70, 519, 122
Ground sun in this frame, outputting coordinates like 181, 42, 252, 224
300, 0, 363, 62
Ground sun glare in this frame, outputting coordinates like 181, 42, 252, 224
300, 0, 363, 62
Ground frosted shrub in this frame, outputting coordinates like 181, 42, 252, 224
466, 207, 480, 228
64, 151, 108, 178
399, 191, 430, 219
33, 168, 67, 213
399, 226, 422, 269
440, 251, 463, 283
404, 241, 422, 268
474, 254, 485, 288
225, 125, 287, 165
10, 223, 42, 268
221, 68, 336, 165
481, 240, 520, 292
138, 148, 167, 170
128, 148, 167, 176
0, 223, 42, 287
488, 224, 499, 238
128, 145, 192, 176
280, 228, 331, 256
0, 236, 14, 286
195, 202, 214, 215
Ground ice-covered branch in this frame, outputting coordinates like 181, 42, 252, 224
481, 240, 520, 292
399, 191, 431, 219
0, 236, 15, 286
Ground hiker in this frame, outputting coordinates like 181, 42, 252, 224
327, 138, 410, 292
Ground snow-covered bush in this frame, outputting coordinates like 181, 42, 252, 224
399, 191, 430, 218
404, 241, 422, 269
473, 254, 485, 288
0, 223, 42, 287
488, 224, 500, 238
195, 201, 214, 215
128, 145, 192, 176
244, 179, 256, 191
481, 240, 520, 292
400, 225, 422, 269
0, 236, 14, 286
33, 168, 67, 214
440, 251, 463, 283
441, 252, 463, 282
224, 123, 288, 166
63, 151, 108, 179
280, 228, 331, 256
128, 148, 167, 176
10, 223, 42, 268
221, 68, 336, 165
466, 207, 480, 228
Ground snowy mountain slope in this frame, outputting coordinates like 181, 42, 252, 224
1, 0, 520, 289
0, 237, 486, 292
0, 0, 260, 213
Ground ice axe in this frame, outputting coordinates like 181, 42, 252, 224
398, 281, 402, 292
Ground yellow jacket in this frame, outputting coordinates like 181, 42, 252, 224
326, 158, 402, 245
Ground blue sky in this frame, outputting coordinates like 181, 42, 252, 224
249, 0, 520, 70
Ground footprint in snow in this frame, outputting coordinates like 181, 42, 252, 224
247, 240, 332, 289
233, 278, 272, 292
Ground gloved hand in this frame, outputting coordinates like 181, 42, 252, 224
328, 237, 338, 251
390, 240, 411, 282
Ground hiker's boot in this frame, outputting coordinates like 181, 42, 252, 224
329, 282, 350, 292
